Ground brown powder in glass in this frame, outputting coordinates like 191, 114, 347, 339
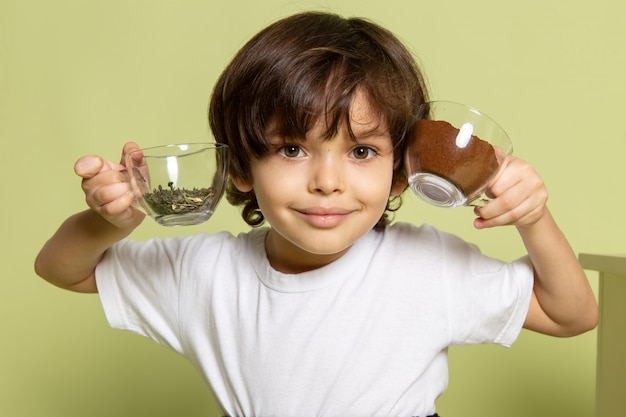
407, 119, 499, 195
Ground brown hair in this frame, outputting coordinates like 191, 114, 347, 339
209, 11, 429, 229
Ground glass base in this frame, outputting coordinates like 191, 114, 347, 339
152, 211, 213, 227
408, 173, 467, 208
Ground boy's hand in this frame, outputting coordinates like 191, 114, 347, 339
473, 157, 548, 230
74, 142, 145, 229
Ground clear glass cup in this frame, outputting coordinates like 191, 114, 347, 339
405, 101, 513, 208
125, 142, 229, 226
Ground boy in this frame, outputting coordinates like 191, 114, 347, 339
35, 11, 597, 417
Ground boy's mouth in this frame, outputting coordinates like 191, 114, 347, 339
293, 207, 355, 228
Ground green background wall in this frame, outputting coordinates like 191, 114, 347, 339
1, 0, 623, 416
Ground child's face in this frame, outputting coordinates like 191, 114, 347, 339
233, 91, 403, 273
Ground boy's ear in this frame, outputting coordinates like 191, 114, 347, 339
230, 175, 253, 193
390, 173, 408, 197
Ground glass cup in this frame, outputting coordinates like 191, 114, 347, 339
405, 101, 513, 208
125, 142, 229, 226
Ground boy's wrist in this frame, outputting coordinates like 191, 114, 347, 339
89, 207, 145, 237
515, 206, 551, 233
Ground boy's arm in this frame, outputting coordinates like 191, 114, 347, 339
515, 210, 598, 336
474, 157, 598, 337
34, 143, 145, 293
35, 208, 143, 293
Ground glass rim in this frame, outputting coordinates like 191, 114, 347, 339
125, 142, 228, 158
417, 100, 506, 129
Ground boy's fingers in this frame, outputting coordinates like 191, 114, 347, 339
74, 142, 141, 181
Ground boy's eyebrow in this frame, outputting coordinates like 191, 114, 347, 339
265, 133, 309, 149
351, 126, 391, 140
264, 123, 389, 142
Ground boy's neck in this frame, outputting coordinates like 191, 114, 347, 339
264, 229, 350, 274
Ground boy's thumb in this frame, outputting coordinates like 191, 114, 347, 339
74, 155, 105, 179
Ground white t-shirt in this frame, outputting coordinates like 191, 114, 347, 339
96, 222, 534, 417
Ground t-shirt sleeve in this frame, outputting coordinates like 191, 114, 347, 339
438, 230, 534, 347
95, 236, 190, 353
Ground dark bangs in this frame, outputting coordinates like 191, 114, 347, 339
271, 45, 408, 148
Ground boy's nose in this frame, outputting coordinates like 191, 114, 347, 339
309, 154, 345, 194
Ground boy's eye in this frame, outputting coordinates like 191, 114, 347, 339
351, 146, 376, 160
279, 145, 304, 158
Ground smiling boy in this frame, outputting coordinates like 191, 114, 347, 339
35, 11, 597, 417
